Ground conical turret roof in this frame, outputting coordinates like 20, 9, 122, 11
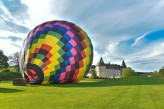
121, 60, 127, 68
97, 57, 105, 65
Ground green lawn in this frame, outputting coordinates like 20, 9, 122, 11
0, 77, 164, 109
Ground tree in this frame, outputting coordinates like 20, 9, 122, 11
122, 67, 136, 77
150, 71, 160, 78
0, 50, 9, 68
8, 52, 19, 70
90, 70, 97, 79
159, 66, 164, 77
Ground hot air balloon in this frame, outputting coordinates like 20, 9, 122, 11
19, 20, 93, 84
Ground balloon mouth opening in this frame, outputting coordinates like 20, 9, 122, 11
25, 69, 38, 83
25, 63, 44, 84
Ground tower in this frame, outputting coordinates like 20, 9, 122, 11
121, 60, 127, 68
97, 57, 104, 65
121, 60, 127, 74
96, 57, 106, 77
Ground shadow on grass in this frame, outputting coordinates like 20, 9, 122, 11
0, 88, 24, 93
41, 77, 164, 88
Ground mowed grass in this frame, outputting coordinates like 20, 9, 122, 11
0, 77, 164, 109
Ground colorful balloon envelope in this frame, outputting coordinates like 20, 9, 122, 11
19, 20, 93, 84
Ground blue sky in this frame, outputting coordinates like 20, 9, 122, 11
0, 0, 164, 72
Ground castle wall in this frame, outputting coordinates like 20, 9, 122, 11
96, 66, 122, 78
95, 65, 107, 77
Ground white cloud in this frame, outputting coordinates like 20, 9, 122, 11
131, 32, 149, 47
21, 0, 58, 29
138, 42, 164, 58
0, 16, 6, 25
92, 50, 101, 65
0, 30, 25, 38
0, 30, 26, 56
125, 41, 164, 71
0, 0, 26, 27
151, 0, 164, 12
0, 39, 21, 56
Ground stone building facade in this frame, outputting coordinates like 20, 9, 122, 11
95, 57, 127, 78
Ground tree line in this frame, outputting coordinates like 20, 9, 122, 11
150, 67, 164, 78
0, 50, 19, 69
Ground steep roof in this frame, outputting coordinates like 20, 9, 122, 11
97, 57, 121, 69
97, 57, 105, 65
106, 64, 121, 69
121, 60, 127, 68
100, 57, 104, 64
